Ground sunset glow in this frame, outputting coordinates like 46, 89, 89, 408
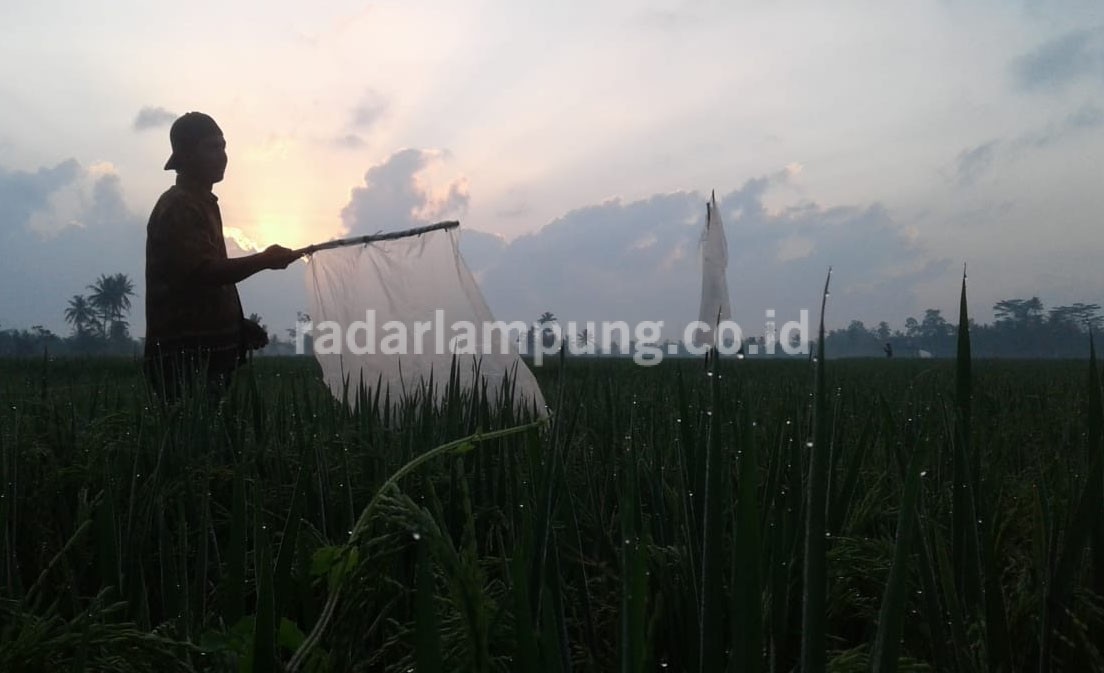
2, 1, 1102, 338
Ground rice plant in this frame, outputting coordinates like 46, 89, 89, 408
1, 278, 1102, 671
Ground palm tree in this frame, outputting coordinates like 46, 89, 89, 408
64, 295, 96, 336
108, 319, 131, 342
87, 273, 135, 338
538, 311, 557, 349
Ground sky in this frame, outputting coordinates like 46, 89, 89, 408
2, 0, 1103, 340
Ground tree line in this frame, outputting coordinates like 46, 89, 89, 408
0, 277, 1100, 359
1, 273, 139, 357
822, 298, 1102, 358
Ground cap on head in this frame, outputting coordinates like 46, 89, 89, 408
164, 112, 223, 171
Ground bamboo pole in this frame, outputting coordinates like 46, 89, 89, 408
294, 221, 459, 256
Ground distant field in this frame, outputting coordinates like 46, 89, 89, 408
0, 354, 1101, 672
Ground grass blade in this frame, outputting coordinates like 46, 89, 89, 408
731, 401, 762, 673
800, 268, 831, 673
698, 347, 725, 673
871, 430, 925, 672
414, 536, 442, 673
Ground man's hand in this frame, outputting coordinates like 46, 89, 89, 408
262, 244, 302, 270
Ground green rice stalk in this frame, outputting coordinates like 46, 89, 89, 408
800, 268, 832, 673
731, 400, 763, 673
546, 529, 573, 673
94, 469, 120, 594
698, 346, 725, 673
223, 459, 247, 628
958, 269, 1012, 670
273, 465, 307, 626
174, 499, 190, 641
541, 579, 568, 673
192, 476, 212, 637
1088, 329, 1104, 645
156, 506, 181, 634
252, 486, 277, 673
24, 517, 93, 607
621, 422, 648, 673
931, 521, 976, 672
287, 418, 546, 672
952, 268, 984, 615
414, 535, 442, 673
1040, 334, 1104, 670
509, 544, 539, 672
828, 415, 874, 535
871, 426, 926, 672
913, 513, 957, 672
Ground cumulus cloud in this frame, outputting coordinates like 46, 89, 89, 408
457, 230, 507, 284
0, 159, 319, 339
340, 148, 469, 235
0, 159, 82, 227
469, 172, 947, 333
132, 106, 177, 131
2, 148, 476, 337
0, 160, 146, 334
1013, 26, 1104, 92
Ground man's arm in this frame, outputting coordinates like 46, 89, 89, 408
150, 203, 301, 287
196, 245, 301, 285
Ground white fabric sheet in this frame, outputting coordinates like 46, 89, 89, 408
697, 192, 732, 345
304, 227, 546, 414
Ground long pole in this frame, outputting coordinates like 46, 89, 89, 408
294, 220, 459, 256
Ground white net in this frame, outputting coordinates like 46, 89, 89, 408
697, 192, 732, 345
303, 225, 547, 415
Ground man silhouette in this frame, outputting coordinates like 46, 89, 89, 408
144, 112, 301, 400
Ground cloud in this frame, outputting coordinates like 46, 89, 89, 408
340, 148, 469, 235
0, 161, 146, 334
1019, 103, 1104, 147
1013, 26, 1104, 92
954, 140, 1000, 186
776, 235, 814, 262
458, 230, 507, 284
0, 159, 82, 228
951, 104, 1104, 184
350, 90, 388, 130
466, 172, 947, 333
132, 106, 177, 131
495, 202, 531, 219
334, 133, 366, 150
0, 148, 470, 338
328, 91, 390, 149
630, 232, 659, 251
0, 160, 315, 339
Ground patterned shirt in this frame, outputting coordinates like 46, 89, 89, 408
145, 180, 243, 348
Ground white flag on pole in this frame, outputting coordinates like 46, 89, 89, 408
696, 191, 732, 347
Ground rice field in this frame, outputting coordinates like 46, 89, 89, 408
1, 296, 1102, 671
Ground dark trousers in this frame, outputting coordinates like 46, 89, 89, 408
144, 339, 244, 404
